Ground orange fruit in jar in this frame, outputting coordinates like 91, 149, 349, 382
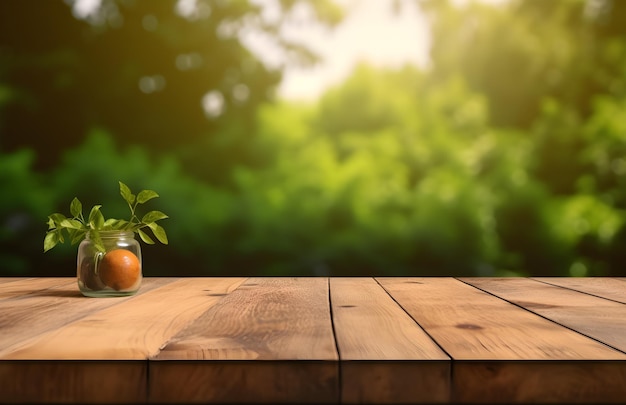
98, 249, 141, 290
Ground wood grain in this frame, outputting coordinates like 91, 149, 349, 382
0, 277, 23, 282
340, 361, 449, 404
0, 278, 245, 360
2, 277, 626, 404
461, 277, 626, 353
330, 277, 450, 403
0, 360, 147, 404
532, 276, 626, 304
0, 277, 75, 300
154, 277, 337, 361
151, 277, 339, 403
330, 278, 448, 361
0, 278, 175, 354
149, 361, 338, 404
0, 277, 33, 284
378, 277, 625, 360
453, 361, 626, 403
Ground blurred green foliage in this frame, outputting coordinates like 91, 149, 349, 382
1, 0, 625, 277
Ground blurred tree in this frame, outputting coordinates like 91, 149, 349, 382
233, 64, 549, 276
418, 0, 626, 275
421, 0, 588, 128
0, 149, 53, 275
418, 0, 626, 192
0, 0, 342, 177
4, 0, 626, 278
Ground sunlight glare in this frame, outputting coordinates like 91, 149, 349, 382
202, 90, 225, 118
70, 0, 101, 19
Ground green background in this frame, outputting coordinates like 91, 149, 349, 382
2, 0, 625, 278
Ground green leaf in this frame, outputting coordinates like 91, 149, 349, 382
103, 218, 117, 229
148, 223, 168, 244
49, 213, 68, 226
89, 230, 106, 253
45, 181, 169, 254
88, 205, 105, 230
137, 189, 159, 204
70, 219, 84, 228
107, 219, 136, 231
119, 181, 135, 205
59, 218, 84, 230
70, 197, 82, 218
116, 219, 132, 230
69, 229, 87, 245
59, 219, 72, 228
137, 228, 155, 244
141, 210, 169, 223
103, 218, 131, 230
43, 231, 59, 252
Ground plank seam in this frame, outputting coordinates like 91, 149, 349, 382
374, 278, 455, 402
327, 277, 342, 404
145, 359, 150, 403
530, 277, 626, 306
373, 278, 453, 360
455, 278, 626, 356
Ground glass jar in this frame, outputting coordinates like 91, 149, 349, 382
77, 230, 142, 297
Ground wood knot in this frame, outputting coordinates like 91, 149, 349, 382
455, 323, 483, 330
514, 301, 559, 309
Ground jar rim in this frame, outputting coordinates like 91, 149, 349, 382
85, 230, 135, 239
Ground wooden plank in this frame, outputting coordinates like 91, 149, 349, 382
4, 276, 625, 404
340, 361, 449, 405
0, 278, 175, 353
461, 277, 626, 353
0, 360, 146, 404
453, 361, 626, 403
532, 277, 626, 304
149, 361, 337, 404
379, 277, 625, 360
330, 277, 449, 404
154, 278, 337, 360
331, 278, 448, 360
150, 277, 338, 403
0, 278, 246, 360
454, 277, 626, 403
380, 277, 626, 404
0, 277, 75, 300
0, 277, 32, 284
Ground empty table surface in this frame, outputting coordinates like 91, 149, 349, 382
1, 277, 626, 403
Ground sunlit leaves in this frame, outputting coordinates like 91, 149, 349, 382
147, 222, 168, 244
88, 205, 104, 230
43, 231, 59, 253
119, 181, 135, 206
141, 210, 168, 224
551, 194, 624, 246
43, 181, 169, 253
70, 197, 82, 218
137, 228, 155, 245
137, 189, 159, 204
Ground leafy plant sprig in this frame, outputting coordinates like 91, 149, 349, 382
44, 181, 169, 253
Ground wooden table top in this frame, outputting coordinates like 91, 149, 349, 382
1, 277, 626, 404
